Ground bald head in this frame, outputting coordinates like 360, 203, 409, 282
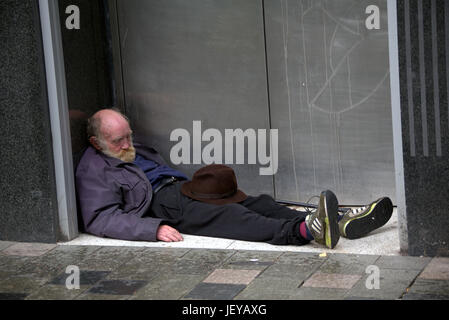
87, 109, 136, 162
87, 109, 128, 137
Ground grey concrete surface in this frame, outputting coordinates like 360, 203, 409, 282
1, 240, 448, 301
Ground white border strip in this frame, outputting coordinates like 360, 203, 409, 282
38, 0, 78, 241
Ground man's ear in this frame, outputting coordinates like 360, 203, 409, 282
89, 136, 102, 151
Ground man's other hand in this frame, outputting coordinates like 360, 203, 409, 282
156, 225, 183, 242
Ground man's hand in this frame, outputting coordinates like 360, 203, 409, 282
156, 225, 183, 242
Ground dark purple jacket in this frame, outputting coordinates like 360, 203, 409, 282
75, 143, 167, 241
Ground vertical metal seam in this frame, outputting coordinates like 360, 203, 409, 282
280, 0, 300, 199
261, 0, 277, 198
114, 0, 127, 113
300, 0, 317, 194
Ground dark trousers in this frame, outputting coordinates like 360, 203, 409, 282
148, 181, 310, 246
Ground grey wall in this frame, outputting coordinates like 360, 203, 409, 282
58, 0, 115, 155
0, 0, 59, 243
397, 0, 449, 256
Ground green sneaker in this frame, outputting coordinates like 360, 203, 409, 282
339, 197, 393, 239
305, 190, 340, 249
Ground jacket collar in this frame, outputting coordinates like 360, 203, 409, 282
88, 145, 129, 168
98, 150, 123, 167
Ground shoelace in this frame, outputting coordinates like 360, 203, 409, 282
303, 194, 352, 216
304, 195, 320, 215
348, 206, 368, 217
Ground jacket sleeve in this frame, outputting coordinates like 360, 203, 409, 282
76, 163, 162, 242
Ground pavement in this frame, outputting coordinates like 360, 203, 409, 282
1, 236, 448, 301
1, 208, 448, 302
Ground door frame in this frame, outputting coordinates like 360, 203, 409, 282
39, 0, 79, 241
107, 0, 408, 253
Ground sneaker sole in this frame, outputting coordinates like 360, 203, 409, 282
343, 197, 393, 240
323, 190, 340, 249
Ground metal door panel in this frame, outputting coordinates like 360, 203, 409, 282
115, 0, 274, 196
264, 0, 395, 204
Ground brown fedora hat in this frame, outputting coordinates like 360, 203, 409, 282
181, 164, 247, 205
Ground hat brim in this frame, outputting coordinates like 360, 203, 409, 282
181, 181, 247, 205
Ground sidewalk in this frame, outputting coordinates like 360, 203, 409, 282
1, 238, 448, 300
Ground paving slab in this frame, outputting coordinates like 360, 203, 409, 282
375, 255, 431, 271
225, 250, 283, 263
46, 245, 103, 262
75, 246, 146, 271
276, 251, 327, 264
0, 292, 29, 300
103, 248, 187, 281
401, 292, 449, 300
87, 279, 148, 295
183, 283, 246, 300
106, 259, 164, 281
222, 259, 274, 271
302, 272, 362, 289
75, 292, 132, 300
222, 251, 288, 271
0, 275, 48, 294
0, 242, 15, 251
418, 257, 449, 280
290, 287, 349, 300
12, 245, 103, 279
131, 273, 205, 300
180, 249, 235, 264
141, 247, 191, 258
2, 243, 57, 257
259, 252, 327, 281
48, 270, 110, 286
345, 268, 421, 300
169, 259, 222, 275
234, 276, 301, 300
236, 291, 293, 300
317, 253, 379, 274
113, 248, 188, 271
24, 284, 86, 300
259, 263, 320, 283
203, 269, 260, 285
163, 249, 235, 275
406, 279, 449, 297
0, 255, 34, 275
